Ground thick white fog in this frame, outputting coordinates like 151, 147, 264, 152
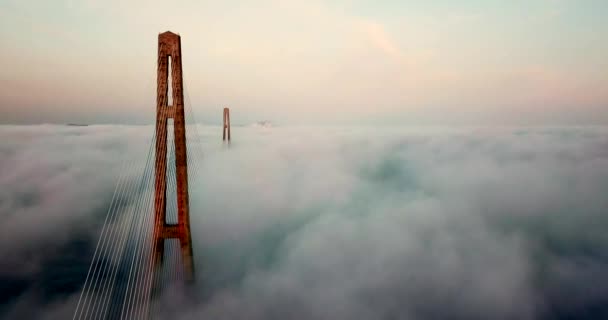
1, 125, 608, 319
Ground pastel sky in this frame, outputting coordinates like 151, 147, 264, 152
0, 0, 607, 125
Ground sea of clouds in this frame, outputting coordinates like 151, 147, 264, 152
1, 124, 608, 320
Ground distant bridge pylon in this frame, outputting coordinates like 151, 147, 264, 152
223, 107, 231, 141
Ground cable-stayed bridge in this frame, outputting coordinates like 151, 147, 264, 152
72, 31, 205, 319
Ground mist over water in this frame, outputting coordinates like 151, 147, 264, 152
1, 124, 608, 319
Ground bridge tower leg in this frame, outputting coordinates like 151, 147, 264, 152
153, 31, 195, 284
223, 107, 231, 141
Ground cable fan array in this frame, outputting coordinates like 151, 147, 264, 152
72, 83, 205, 320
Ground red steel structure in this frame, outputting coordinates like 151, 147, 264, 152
223, 107, 231, 141
153, 31, 194, 283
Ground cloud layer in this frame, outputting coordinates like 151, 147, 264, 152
1, 125, 608, 319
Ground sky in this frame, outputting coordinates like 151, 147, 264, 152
0, 0, 607, 125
